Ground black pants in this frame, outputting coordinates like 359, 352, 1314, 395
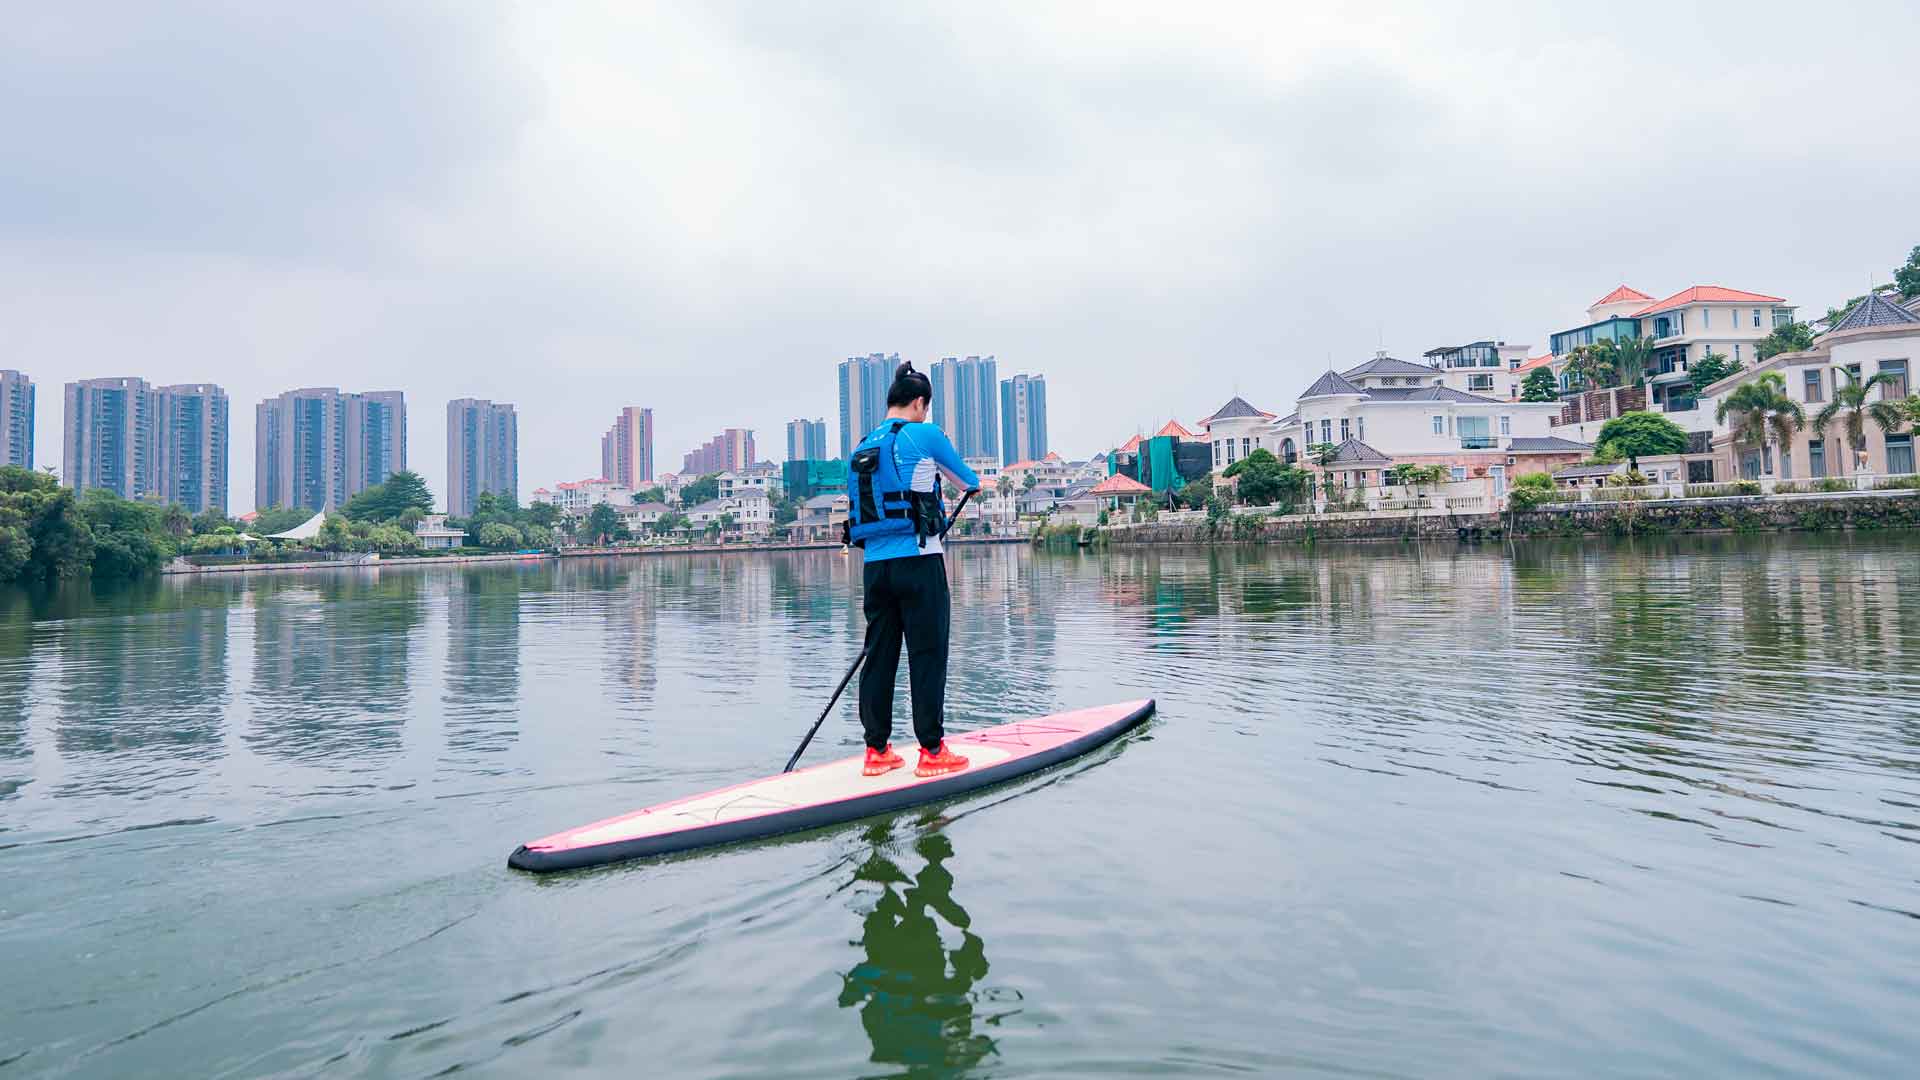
858, 553, 950, 751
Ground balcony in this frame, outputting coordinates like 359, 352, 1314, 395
1459, 436, 1497, 449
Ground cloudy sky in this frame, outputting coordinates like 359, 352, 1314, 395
12, 1, 1918, 511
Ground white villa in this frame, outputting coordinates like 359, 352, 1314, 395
531, 478, 634, 516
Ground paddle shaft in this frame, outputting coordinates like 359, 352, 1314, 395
782, 489, 975, 774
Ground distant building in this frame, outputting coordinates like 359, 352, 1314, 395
782, 458, 848, 500
792, 493, 849, 542
0, 370, 32, 468
931, 355, 999, 460
64, 377, 229, 512
1109, 420, 1210, 495
717, 463, 781, 501
1549, 284, 1796, 412
682, 428, 755, 475
785, 417, 828, 462
446, 398, 518, 516
530, 478, 633, 516
413, 514, 466, 550
682, 491, 773, 540
1420, 342, 1533, 397
600, 406, 654, 488
255, 387, 406, 512
999, 373, 1048, 466
838, 352, 897, 456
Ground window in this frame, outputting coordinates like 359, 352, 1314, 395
1881, 359, 1908, 399
1432, 415, 1444, 435
1225, 442, 1236, 465
1241, 437, 1251, 459
1762, 444, 1774, 475
1469, 373, 1495, 391
1357, 417, 1365, 442
1809, 439, 1825, 478
1752, 308, 1762, 328
1804, 369, 1823, 402
1320, 419, 1332, 445
1702, 308, 1711, 329
1734, 344, 1741, 362
1339, 419, 1350, 442
1779, 444, 1792, 479
1458, 416, 1491, 447
1449, 466, 1468, 481
1890, 434, 1915, 475
1499, 415, 1511, 436
1213, 440, 1222, 465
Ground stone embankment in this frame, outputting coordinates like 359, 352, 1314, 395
1102, 490, 1920, 545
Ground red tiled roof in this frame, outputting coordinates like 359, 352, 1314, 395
1113, 435, 1143, 454
1591, 284, 1653, 307
1633, 285, 1785, 317
1513, 354, 1554, 373
1155, 419, 1195, 438
1088, 473, 1153, 496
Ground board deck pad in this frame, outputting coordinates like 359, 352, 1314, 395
508, 698, 1154, 872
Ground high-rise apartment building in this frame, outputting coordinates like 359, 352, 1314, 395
600, 406, 654, 489
62, 377, 228, 512
0, 370, 33, 469
64, 377, 155, 500
931, 355, 999, 460
786, 418, 828, 462
837, 352, 897, 456
682, 428, 755, 476
447, 398, 518, 516
154, 383, 229, 514
255, 388, 407, 512
999, 373, 1049, 465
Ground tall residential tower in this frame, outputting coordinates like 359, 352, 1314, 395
447, 398, 518, 516
931, 355, 998, 460
1000, 373, 1048, 465
63, 377, 228, 512
682, 428, 755, 476
0, 370, 33, 469
837, 353, 897, 456
600, 406, 654, 489
786, 418, 828, 461
255, 388, 407, 512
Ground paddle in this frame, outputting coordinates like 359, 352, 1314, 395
781, 489, 979, 773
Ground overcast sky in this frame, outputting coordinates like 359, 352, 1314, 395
11, 1, 1918, 512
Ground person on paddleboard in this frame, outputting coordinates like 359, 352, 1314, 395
844, 362, 981, 779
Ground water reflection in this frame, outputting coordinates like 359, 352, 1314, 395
247, 572, 424, 764
841, 823, 998, 1073
442, 569, 523, 763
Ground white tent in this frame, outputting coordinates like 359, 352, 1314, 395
265, 511, 326, 541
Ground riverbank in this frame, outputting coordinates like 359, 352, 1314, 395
159, 535, 1026, 575
1101, 488, 1920, 545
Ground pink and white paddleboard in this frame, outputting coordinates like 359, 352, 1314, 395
508, 699, 1154, 872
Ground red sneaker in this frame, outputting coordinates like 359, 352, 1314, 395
862, 745, 905, 776
914, 742, 970, 778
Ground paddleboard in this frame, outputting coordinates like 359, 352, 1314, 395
508, 698, 1154, 872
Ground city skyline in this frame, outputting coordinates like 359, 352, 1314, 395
786, 418, 827, 462
255, 387, 406, 513
681, 427, 756, 476
931, 355, 1000, 461
62, 377, 230, 514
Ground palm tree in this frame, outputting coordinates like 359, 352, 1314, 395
1564, 344, 1622, 392
1306, 441, 1340, 510
1716, 372, 1804, 477
1812, 369, 1906, 473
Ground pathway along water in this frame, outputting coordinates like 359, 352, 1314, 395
1, 536, 1917, 1077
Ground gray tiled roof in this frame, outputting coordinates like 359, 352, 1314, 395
1340, 355, 1437, 379
1361, 386, 1506, 404
801, 493, 845, 509
1827, 292, 1920, 332
1328, 438, 1393, 465
1507, 436, 1593, 452
1553, 463, 1620, 479
1206, 395, 1269, 421
1298, 370, 1365, 398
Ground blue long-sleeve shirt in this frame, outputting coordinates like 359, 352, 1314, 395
858, 421, 981, 562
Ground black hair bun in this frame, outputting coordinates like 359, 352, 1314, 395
895, 361, 918, 381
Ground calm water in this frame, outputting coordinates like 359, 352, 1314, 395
3, 537, 1918, 1078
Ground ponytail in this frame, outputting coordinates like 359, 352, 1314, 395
887, 361, 933, 408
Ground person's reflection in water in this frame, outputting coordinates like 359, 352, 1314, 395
840, 824, 995, 1073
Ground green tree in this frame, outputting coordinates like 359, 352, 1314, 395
632, 486, 666, 504
718, 512, 737, 538
1812, 368, 1906, 468
527, 502, 560, 529
1716, 372, 1805, 467
1519, 367, 1559, 402
584, 502, 620, 544
160, 504, 192, 539
1175, 474, 1214, 510
523, 523, 554, 548
1594, 411, 1688, 471
680, 473, 721, 506
1756, 321, 1816, 361
1896, 244, 1920, 298
316, 514, 357, 552
1587, 336, 1654, 387
651, 512, 688, 537
189, 509, 232, 535
0, 466, 96, 583
1905, 394, 1920, 427
1563, 343, 1621, 391
1505, 471, 1559, 511
366, 524, 420, 554
1688, 350, 1743, 395
478, 522, 524, 550
250, 505, 318, 535
342, 470, 434, 522
78, 489, 174, 580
